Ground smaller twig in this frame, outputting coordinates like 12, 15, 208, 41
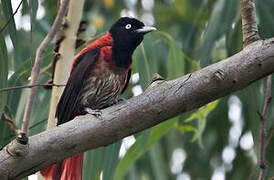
0, 0, 24, 33
1, 113, 18, 136
258, 75, 272, 180
247, 128, 274, 180
0, 83, 65, 92
21, 0, 70, 134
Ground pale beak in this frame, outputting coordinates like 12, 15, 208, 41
135, 26, 157, 34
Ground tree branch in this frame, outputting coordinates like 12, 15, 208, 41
258, 75, 272, 180
21, 0, 70, 134
0, 83, 65, 92
1, 38, 274, 179
241, 0, 260, 48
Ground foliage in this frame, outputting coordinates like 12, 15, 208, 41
0, 0, 274, 179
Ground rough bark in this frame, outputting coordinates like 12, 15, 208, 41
47, 0, 85, 129
1, 38, 274, 179
241, 0, 260, 48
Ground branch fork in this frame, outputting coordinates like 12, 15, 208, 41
5, 133, 29, 157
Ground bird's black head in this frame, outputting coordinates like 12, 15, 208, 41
109, 17, 156, 68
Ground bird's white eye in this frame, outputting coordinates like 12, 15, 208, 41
125, 24, 132, 29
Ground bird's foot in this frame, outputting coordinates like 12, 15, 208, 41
116, 97, 125, 103
84, 107, 102, 119
101, 98, 125, 109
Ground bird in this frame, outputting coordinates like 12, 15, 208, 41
40, 17, 156, 180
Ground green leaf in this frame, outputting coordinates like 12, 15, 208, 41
0, 32, 8, 116
149, 143, 169, 180
196, 0, 239, 66
28, 90, 50, 135
7, 60, 32, 115
82, 142, 122, 180
102, 142, 122, 180
257, 0, 274, 38
14, 89, 28, 127
114, 118, 178, 180
140, 43, 151, 82
155, 31, 185, 79
7, 49, 52, 117
85, 144, 119, 180
134, 42, 152, 89
226, 18, 242, 57
0, 30, 10, 148
176, 125, 196, 132
31, 0, 39, 19
83, 148, 104, 180
21, 0, 38, 20
1, 0, 18, 47
180, 100, 219, 146
184, 100, 219, 123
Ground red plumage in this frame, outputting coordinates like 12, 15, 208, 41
41, 17, 155, 180
72, 32, 113, 70
41, 154, 83, 180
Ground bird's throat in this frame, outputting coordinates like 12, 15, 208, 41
112, 46, 133, 68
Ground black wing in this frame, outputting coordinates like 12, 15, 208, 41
120, 68, 131, 94
56, 49, 100, 125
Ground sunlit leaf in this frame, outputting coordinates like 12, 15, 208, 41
184, 100, 219, 123
180, 100, 219, 147
176, 125, 196, 132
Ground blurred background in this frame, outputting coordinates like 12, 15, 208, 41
1, 0, 274, 179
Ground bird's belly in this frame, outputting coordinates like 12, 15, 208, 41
79, 71, 125, 109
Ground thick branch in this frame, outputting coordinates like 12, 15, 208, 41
21, 0, 70, 134
1, 38, 274, 179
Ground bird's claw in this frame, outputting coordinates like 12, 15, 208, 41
116, 98, 125, 103
84, 107, 102, 119
101, 98, 125, 109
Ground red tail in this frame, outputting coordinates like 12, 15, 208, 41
40, 153, 84, 180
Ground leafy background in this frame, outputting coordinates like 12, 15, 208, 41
0, 0, 274, 179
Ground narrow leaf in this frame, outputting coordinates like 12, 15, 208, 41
114, 118, 178, 180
